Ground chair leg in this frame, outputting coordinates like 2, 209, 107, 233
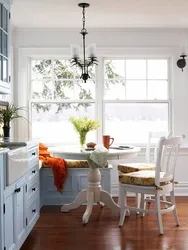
170, 190, 180, 226
162, 194, 168, 208
146, 195, 152, 204
162, 194, 166, 202
136, 193, 141, 214
117, 186, 121, 206
119, 185, 126, 227
155, 193, 163, 235
140, 193, 146, 217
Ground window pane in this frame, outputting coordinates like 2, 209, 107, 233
2, 6, 8, 32
75, 80, 95, 99
2, 57, 8, 82
0, 4, 2, 28
32, 80, 53, 100
31, 60, 53, 79
31, 103, 96, 144
104, 60, 125, 79
0, 56, 2, 80
126, 80, 146, 100
104, 80, 125, 100
147, 60, 168, 79
0, 30, 2, 54
54, 60, 74, 79
2, 32, 7, 57
104, 103, 168, 144
148, 80, 168, 100
53, 80, 74, 99
126, 60, 146, 79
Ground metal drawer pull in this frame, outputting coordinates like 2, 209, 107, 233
15, 188, 21, 193
32, 188, 36, 192
32, 170, 36, 174
32, 152, 36, 156
32, 209, 36, 213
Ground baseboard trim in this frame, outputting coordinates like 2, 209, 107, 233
111, 182, 188, 197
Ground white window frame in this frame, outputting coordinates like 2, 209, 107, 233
102, 56, 172, 146
15, 47, 172, 146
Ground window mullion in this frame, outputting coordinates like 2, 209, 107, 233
96, 56, 104, 144
52, 59, 55, 100
125, 59, 127, 99
146, 59, 148, 100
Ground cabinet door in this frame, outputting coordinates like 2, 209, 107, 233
4, 185, 16, 250
14, 178, 27, 249
0, 0, 10, 93
4, 177, 27, 250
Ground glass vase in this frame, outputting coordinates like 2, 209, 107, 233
79, 131, 87, 150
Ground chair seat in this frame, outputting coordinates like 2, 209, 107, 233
118, 162, 155, 174
119, 170, 171, 186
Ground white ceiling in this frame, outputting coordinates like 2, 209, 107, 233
11, 0, 188, 29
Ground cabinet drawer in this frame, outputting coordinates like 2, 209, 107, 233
27, 195, 39, 228
28, 178, 39, 202
28, 147, 38, 168
27, 163, 39, 182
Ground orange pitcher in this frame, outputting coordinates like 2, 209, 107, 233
103, 135, 114, 149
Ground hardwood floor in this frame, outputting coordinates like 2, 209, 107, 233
21, 197, 188, 250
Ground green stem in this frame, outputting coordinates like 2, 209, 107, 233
79, 131, 87, 148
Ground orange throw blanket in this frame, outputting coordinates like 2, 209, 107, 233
39, 143, 67, 193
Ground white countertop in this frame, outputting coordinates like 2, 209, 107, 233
0, 138, 39, 149
0, 148, 9, 155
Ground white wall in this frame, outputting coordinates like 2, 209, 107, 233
12, 28, 188, 195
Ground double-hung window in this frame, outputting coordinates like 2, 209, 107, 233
30, 57, 170, 145
30, 59, 96, 144
103, 59, 170, 145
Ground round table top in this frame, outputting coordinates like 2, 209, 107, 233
48, 145, 141, 160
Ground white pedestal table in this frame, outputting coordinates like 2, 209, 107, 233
49, 146, 141, 224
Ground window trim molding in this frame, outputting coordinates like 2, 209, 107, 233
15, 47, 173, 142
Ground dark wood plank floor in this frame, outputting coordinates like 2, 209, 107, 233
21, 197, 188, 250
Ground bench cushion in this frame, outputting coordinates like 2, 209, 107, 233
119, 170, 171, 186
42, 160, 108, 168
118, 163, 155, 174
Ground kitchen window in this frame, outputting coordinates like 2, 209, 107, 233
30, 57, 170, 145
30, 59, 96, 144
103, 59, 170, 144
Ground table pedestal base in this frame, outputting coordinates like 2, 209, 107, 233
61, 167, 120, 224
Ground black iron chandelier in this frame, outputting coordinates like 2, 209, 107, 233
71, 3, 98, 83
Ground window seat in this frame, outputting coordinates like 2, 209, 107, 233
41, 159, 109, 168
40, 161, 112, 206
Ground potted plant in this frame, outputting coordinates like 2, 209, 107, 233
69, 116, 100, 149
0, 104, 28, 138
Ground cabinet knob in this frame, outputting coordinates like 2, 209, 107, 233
32, 152, 36, 156
32, 209, 36, 213
32, 170, 36, 174
32, 188, 36, 192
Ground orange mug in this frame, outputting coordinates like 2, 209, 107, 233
103, 135, 114, 149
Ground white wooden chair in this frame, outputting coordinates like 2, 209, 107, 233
117, 131, 172, 208
119, 136, 182, 235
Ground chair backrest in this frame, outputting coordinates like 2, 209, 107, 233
155, 136, 182, 186
145, 131, 173, 163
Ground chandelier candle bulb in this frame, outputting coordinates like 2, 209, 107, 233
71, 45, 80, 58
88, 43, 96, 57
